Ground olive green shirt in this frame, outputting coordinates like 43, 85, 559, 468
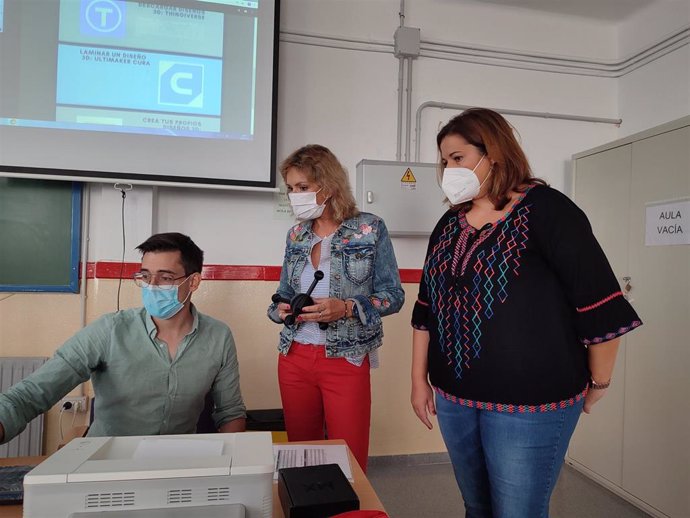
0, 306, 245, 443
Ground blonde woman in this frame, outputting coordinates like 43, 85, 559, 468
267, 145, 404, 472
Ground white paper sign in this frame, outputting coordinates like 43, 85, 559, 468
273, 179, 295, 221
645, 199, 690, 246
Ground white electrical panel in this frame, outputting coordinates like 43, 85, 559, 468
355, 160, 446, 236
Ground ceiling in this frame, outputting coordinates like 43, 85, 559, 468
457, 0, 661, 22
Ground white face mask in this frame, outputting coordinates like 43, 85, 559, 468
288, 188, 329, 221
441, 155, 490, 205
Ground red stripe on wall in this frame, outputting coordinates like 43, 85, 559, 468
83, 262, 423, 283
202, 265, 284, 281
94, 262, 141, 279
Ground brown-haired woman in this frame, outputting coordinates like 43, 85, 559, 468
268, 144, 404, 472
410, 108, 642, 517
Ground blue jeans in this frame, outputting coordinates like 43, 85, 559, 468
435, 394, 583, 518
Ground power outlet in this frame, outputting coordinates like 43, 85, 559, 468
61, 396, 88, 413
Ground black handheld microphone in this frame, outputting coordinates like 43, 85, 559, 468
271, 270, 328, 329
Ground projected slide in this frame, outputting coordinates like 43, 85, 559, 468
0, 0, 277, 187
55, 1, 224, 136
0, 0, 259, 140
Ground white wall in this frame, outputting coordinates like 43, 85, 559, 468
283, 0, 618, 58
88, 0, 626, 268
617, 0, 689, 53
618, 49, 690, 137
617, 0, 690, 137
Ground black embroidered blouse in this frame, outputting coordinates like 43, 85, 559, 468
412, 185, 642, 412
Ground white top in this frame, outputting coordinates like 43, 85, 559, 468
293, 233, 378, 369
294, 233, 333, 345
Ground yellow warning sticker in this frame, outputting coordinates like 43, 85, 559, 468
401, 168, 417, 183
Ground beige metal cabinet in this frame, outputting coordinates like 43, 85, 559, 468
568, 118, 690, 518
355, 160, 443, 236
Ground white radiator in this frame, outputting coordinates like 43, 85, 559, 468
0, 357, 48, 458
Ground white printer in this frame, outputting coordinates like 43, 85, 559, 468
23, 432, 274, 518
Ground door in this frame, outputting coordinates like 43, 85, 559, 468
569, 144, 632, 487
622, 126, 690, 518
569, 122, 690, 518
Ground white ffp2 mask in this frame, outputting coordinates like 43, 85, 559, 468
441, 155, 490, 205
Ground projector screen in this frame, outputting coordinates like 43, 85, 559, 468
0, 0, 279, 189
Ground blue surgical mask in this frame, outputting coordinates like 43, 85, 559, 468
141, 276, 192, 319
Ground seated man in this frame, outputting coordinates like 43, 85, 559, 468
0, 232, 246, 443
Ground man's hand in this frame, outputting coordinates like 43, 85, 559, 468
218, 417, 246, 433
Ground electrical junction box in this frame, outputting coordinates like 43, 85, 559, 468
394, 26, 421, 58
355, 160, 446, 236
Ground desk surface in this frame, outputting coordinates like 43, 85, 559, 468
0, 439, 384, 518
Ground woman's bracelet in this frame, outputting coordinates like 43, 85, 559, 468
589, 378, 611, 390
344, 299, 353, 319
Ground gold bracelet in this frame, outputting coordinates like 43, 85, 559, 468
590, 378, 611, 390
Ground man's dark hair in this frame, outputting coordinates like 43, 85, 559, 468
136, 233, 204, 274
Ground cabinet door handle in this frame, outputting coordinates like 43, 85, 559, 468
366, 191, 374, 204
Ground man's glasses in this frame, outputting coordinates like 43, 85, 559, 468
133, 272, 188, 290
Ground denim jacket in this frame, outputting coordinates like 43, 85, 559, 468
267, 212, 405, 358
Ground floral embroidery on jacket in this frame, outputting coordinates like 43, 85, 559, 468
289, 224, 305, 242
371, 297, 390, 308
351, 224, 374, 241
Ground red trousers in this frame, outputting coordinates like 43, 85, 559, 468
278, 342, 372, 472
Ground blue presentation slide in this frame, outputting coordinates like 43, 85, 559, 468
205, 0, 259, 7
1, 0, 262, 145
56, 44, 222, 116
